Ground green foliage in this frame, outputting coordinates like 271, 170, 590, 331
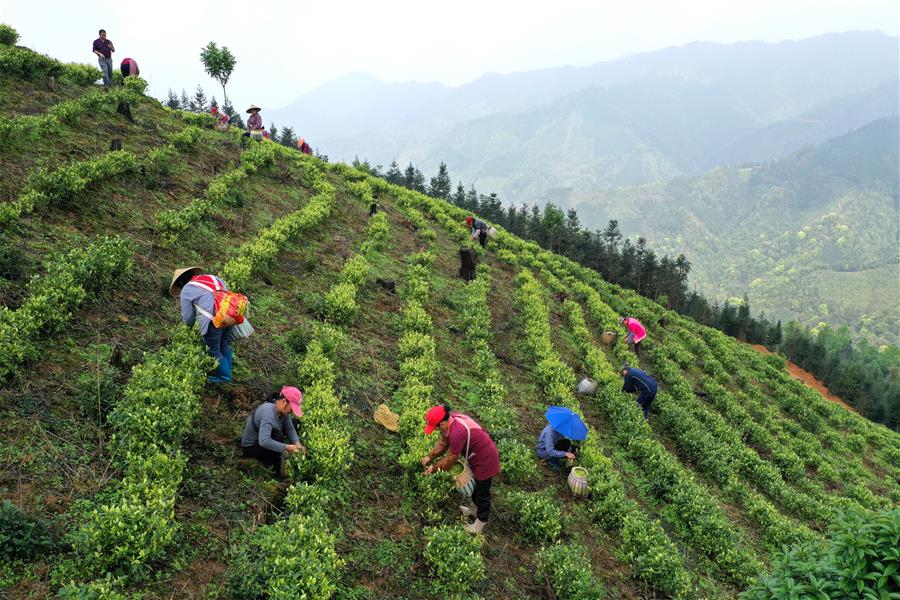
222, 185, 334, 290
0, 237, 133, 381
199, 41, 236, 105
0, 45, 63, 80
0, 23, 19, 45
156, 140, 281, 242
741, 507, 900, 599
497, 439, 538, 483
0, 500, 54, 561
60, 63, 101, 86
537, 543, 605, 600
122, 76, 147, 95
72, 328, 211, 580
506, 490, 562, 542
423, 526, 485, 598
347, 180, 373, 203
57, 575, 133, 600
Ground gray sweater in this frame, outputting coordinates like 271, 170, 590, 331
241, 403, 300, 452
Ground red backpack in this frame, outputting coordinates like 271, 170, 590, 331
186, 275, 248, 328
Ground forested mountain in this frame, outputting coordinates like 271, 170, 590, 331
272, 31, 898, 196
571, 118, 900, 344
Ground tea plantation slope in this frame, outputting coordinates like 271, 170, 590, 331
1, 31, 898, 600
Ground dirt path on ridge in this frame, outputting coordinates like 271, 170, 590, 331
750, 344, 858, 414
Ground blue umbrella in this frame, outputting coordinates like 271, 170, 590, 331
545, 406, 588, 441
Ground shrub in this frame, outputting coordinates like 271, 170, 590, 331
538, 543, 605, 600
740, 507, 900, 599
57, 575, 132, 600
0, 237, 133, 381
506, 490, 562, 542
423, 526, 484, 598
322, 281, 358, 326
497, 438, 539, 483
0, 500, 54, 561
61, 63, 101, 86
0, 45, 63, 80
0, 23, 19, 45
122, 76, 147, 95
347, 180, 373, 202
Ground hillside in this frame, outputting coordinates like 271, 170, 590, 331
571, 119, 900, 345
2, 31, 899, 600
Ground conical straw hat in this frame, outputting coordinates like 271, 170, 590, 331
169, 266, 202, 296
245, 104, 261, 113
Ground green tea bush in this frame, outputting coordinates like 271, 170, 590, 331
361, 211, 389, 253
339, 254, 370, 288
122, 76, 147, 95
506, 490, 562, 542
60, 63, 101, 86
230, 511, 343, 600
0, 500, 54, 561
322, 281, 357, 325
497, 438, 539, 483
0, 45, 63, 80
741, 507, 900, 599
0, 237, 133, 381
57, 575, 132, 600
423, 526, 484, 598
538, 543, 605, 600
347, 180, 373, 203
0, 23, 19, 45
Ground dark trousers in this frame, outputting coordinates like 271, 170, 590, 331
637, 391, 656, 418
242, 429, 285, 473
470, 477, 492, 522
478, 231, 487, 248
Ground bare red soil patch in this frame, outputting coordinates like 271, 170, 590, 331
750, 344, 858, 413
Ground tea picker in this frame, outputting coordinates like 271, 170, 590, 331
621, 364, 657, 419
170, 267, 251, 383
421, 404, 500, 534
241, 387, 307, 477
536, 406, 588, 472
464, 216, 494, 249
620, 315, 647, 357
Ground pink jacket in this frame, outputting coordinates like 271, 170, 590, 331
624, 318, 646, 343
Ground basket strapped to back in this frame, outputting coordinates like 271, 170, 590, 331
186, 275, 248, 328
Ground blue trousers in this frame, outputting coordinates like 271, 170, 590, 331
637, 391, 656, 418
203, 325, 234, 381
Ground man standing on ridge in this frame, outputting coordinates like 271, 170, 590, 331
92, 29, 115, 88
621, 364, 657, 419
422, 404, 500, 534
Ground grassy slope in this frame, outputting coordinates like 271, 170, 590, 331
1, 60, 897, 600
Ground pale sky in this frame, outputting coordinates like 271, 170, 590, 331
2, 0, 897, 110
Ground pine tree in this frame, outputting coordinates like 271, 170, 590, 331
180, 89, 191, 111
209, 96, 218, 109
464, 185, 479, 212
452, 182, 466, 207
403, 163, 417, 189
192, 85, 208, 113
165, 89, 180, 109
269, 123, 278, 142
386, 161, 403, 185
279, 126, 295, 147
428, 161, 452, 199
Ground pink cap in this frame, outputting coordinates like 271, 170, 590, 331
281, 386, 303, 417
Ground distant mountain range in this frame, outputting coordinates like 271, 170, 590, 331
270, 31, 898, 193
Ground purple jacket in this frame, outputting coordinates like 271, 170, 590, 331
93, 38, 113, 58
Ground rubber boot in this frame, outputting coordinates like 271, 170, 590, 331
459, 505, 475, 516
465, 519, 487, 534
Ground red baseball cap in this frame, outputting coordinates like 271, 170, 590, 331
465, 216, 473, 226
281, 386, 303, 417
423, 405, 448, 434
